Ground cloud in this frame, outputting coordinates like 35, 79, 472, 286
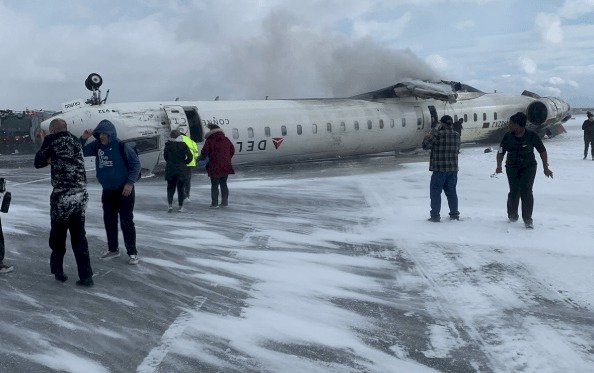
455, 20, 475, 30
535, 13, 564, 44
519, 57, 538, 74
559, 0, 594, 19
351, 12, 412, 42
548, 76, 579, 87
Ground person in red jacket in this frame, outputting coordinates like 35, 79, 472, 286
199, 124, 235, 208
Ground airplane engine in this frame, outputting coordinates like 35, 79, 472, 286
526, 97, 570, 126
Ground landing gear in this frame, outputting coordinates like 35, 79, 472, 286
85, 73, 103, 91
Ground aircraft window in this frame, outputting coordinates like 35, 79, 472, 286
367, 120, 372, 130
494, 112, 498, 120
473, 113, 478, 122
265, 126, 271, 137
124, 136, 159, 154
312, 124, 318, 134
390, 119, 395, 128
297, 124, 302, 135
326, 123, 332, 132
354, 121, 359, 130
464, 114, 468, 122
483, 113, 487, 121
248, 127, 254, 138
232, 128, 239, 139
417, 117, 422, 127
281, 125, 287, 136
379, 119, 384, 129
401, 118, 406, 127
340, 122, 346, 132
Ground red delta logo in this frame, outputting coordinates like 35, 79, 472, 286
272, 137, 284, 149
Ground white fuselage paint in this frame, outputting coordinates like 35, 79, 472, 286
41, 92, 568, 173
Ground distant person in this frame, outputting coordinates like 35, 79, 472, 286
422, 115, 461, 222
0, 212, 13, 274
495, 112, 553, 229
164, 130, 193, 212
34, 119, 93, 286
181, 132, 198, 201
453, 118, 463, 137
582, 111, 594, 160
80, 120, 141, 265
199, 124, 235, 208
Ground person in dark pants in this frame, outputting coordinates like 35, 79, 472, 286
164, 130, 193, 212
81, 120, 141, 265
496, 112, 553, 229
181, 133, 198, 201
0, 216, 13, 274
453, 118, 463, 137
582, 111, 594, 160
199, 124, 235, 208
34, 119, 93, 286
422, 115, 461, 222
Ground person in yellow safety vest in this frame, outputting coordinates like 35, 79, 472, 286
181, 133, 198, 202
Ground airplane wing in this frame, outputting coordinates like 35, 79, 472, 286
351, 79, 461, 103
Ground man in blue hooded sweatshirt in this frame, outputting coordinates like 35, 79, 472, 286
81, 120, 141, 265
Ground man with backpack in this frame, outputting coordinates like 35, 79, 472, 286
81, 120, 141, 265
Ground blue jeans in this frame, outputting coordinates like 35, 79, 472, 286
430, 171, 459, 219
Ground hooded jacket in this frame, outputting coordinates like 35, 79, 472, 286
199, 129, 235, 178
80, 120, 141, 190
164, 135, 193, 180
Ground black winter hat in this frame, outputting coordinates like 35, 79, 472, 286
587, 111, 593, 117
440, 115, 453, 125
510, 112, 527, 127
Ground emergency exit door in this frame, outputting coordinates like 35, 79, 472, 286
163, 105, 189, 135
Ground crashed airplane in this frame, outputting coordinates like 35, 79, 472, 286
41, 74, 571, 174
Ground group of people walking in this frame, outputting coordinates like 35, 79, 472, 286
422, 112, 553, 229
164, 123, 235, 211
0, 119, 235, 285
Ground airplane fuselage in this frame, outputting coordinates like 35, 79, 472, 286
42, 91, 569, 173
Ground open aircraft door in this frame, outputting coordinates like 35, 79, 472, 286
163, 105, 190, 135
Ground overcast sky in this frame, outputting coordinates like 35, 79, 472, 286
0, 0, 593, 110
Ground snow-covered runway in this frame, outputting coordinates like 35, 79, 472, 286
0, 117, 592, 372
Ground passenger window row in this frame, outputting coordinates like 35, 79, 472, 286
454, 112, 499, 123
231, 118, 401, 139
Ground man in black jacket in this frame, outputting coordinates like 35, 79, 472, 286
495, 112, 553, 229
34, 119, 94, 286
164, 130, 192, 212
582, 111, 594, 160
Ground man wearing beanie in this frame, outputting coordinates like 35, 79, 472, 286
422, 115, 461, 222
495, 112, 553, 229
582, 111, 594, 160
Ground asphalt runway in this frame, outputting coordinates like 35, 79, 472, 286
0, 147, 592, 372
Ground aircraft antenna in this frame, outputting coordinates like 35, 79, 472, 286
102, 89, 110, 104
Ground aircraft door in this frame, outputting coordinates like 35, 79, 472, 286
163, 105, 189, 134
414, 106, 425, 131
